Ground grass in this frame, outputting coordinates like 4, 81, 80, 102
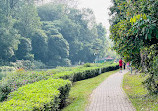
123, 72, 158, 111
62, 70, 119, 111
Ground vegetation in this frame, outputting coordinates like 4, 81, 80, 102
0, 63, 118, 102
63, 70, 118, 111
0, 0, 117, 68
0, 79, 71, 111
110, 0, 158, 94
0, 63, 119, 110
123, 72, 158, 111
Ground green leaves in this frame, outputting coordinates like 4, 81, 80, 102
0, 79, 71, 111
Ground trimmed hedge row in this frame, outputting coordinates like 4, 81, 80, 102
0, 64, 119, 111
0, 64, 118, 102
53, 64, 119, 82
0, 79, 71, 111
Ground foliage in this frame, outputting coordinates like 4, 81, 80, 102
110, 0, 158, 94
38, 3, 111, 64
31, 29, 48, 63
0, 0, 116, 67
52, 64, 119, 82
83, 63, 91, 67
47, 34, 70, 66
0, 79, 71, 111
0, 63, 118, 102
0, 66, 16, 72
16, 38, 33, 61
142, 44, 158, 94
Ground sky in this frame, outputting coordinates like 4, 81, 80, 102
78, 0, 113, 35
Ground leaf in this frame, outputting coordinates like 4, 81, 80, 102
148, 29, 152, 40
156, 30, 158, 39
133, 16, 136, 23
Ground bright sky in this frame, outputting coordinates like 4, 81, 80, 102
78, 0, 113, 36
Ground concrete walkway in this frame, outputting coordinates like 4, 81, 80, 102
86, 70, 136, 111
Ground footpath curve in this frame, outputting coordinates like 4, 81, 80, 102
86, 70, 136, 111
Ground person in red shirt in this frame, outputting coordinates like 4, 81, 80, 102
119, 58, 123, 73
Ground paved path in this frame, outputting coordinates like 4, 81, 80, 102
86, 70, 136, 111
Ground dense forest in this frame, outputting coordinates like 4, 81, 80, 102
0, 0, 116, 68
109, 0, 158, 94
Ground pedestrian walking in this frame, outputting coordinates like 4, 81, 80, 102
123, 62, 126, 70
119, 58, 123, 73
126, 62, 130, 70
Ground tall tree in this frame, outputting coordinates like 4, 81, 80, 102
109, 0, 158, 94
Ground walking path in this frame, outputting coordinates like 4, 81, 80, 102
86, 70, 136, 111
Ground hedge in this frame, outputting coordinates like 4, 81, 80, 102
0, 64, 118, 102
53, 64, 119, 82
0, 64, 119, 111
0, 79, 71, 111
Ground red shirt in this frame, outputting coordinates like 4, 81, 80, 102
119, 60, 123, 66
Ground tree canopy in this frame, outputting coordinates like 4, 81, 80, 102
109, 0, 158, 94
0, 0, 115, 67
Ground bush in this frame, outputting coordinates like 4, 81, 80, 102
53, 64, 119, 82
0, 63, 119, 103
0, 66, 16, 72
142, 44, 158, 94
0, 79, 71, 111
32, 60, 46, 69
0, 71, 53, 101
143, 56, 158, 94
83, 63, 91, 67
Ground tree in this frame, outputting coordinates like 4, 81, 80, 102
109, 0, 158, 94
31, 29, 48, 63
16, 38, 33, 60
13, 3, 41, 38
37, 4, 66, 21
47, 34, 70, 66
0, 0, 20, 64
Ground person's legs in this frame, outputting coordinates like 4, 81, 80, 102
120, 66, 122, 73
127, 66, 129, 70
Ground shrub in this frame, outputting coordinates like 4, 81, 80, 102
83, 63, 91, 67
53, 64, 119, 82
0, 66, 78, 102
0, 79, 71, 111
0, 66, 16, 72
0, 63, 119, 102
0, 71, 53, 101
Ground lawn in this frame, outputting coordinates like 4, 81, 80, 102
123, 72, 158, 111
62, 70, 119, 111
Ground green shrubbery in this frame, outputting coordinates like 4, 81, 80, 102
0, 71, 53, 101
0, 63, 119, 110
11, 60, 46, 70
0, 66, 16, 72
0, 66, 80, 102
83, 63, 92, 67
0, 79, 71, 111
53, 64, 119, 82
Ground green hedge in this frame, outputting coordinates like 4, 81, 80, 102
0, 79, 71, 111
0, 63, 119, 111
0, 64, 118, 102
53, 64, 119, 82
